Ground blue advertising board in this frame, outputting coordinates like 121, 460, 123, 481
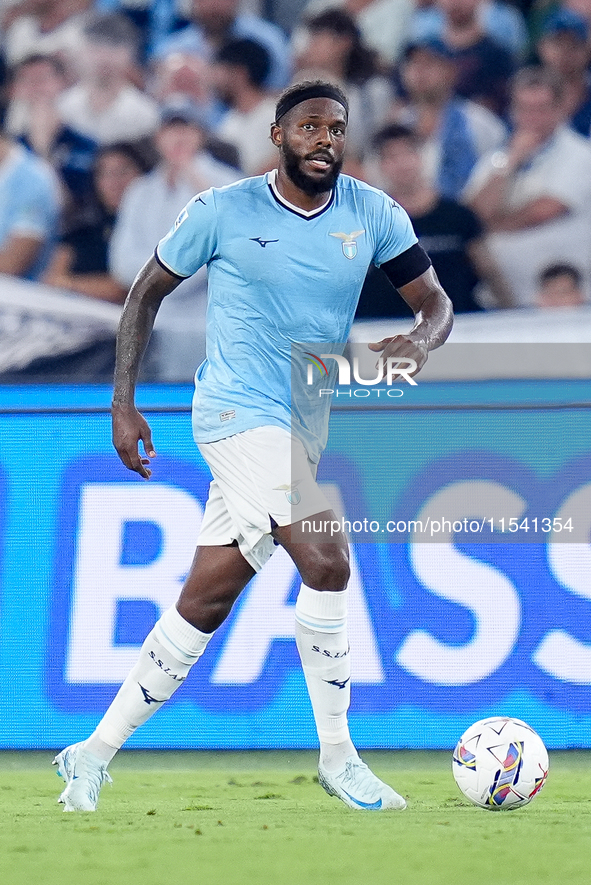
0, 381, 590, 749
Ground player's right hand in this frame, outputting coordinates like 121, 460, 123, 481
111, 402, 156, 479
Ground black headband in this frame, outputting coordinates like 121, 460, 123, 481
275, 84, 349, 122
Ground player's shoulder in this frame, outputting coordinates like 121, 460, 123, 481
335, 174, 403, 213
179, 174, 269, 225
206, 173, 271, 203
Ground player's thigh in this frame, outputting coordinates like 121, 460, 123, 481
185, 543, 256, 594
198, 426, 333, 573
183, 481, 256, 604
200, 426, 331, 527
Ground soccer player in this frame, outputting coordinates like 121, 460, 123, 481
54, 80, 453, 812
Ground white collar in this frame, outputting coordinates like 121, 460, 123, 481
267, 168, 333, 218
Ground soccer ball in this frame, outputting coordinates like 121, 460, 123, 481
452, 716, 549, 810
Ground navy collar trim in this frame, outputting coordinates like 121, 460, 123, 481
267, 169, 334, 219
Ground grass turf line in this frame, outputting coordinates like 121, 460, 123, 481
0, 751, 589, 885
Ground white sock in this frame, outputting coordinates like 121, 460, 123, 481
295, 584, 358, 772
84, 606, 213, 764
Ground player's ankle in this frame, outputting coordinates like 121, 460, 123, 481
83, 734, 118, 765
319, 739, 358, 772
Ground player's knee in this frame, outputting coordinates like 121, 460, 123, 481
301, 547, 350, 591
177, 596, 233, 633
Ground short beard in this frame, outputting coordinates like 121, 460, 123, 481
282, 142, 343, 196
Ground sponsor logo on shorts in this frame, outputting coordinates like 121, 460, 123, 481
219, 410, 236, 422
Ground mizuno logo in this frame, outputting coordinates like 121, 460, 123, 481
194, 195, 206, 205
139, 684, 166, 705
323, 677, 351, 690
250, 237, 279, 247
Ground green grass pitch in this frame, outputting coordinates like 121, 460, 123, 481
1, 750, 590, 885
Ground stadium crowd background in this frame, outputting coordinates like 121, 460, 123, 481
0, 0, 590, 381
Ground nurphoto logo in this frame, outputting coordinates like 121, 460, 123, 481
304, 351, 418, 398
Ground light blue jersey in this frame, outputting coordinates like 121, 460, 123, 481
156, 170, 418, 462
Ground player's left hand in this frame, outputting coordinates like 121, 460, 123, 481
368, 335, 428, 377
112, 402, 156, 479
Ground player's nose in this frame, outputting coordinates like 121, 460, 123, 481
315, 125, 332, 146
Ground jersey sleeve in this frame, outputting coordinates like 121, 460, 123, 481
372, 195, 419, 267
155, 188, 218, 278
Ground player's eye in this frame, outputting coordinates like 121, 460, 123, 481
302, 123, 315, 131
331, 127, 345, 136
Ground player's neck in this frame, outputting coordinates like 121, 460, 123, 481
274, 167, 334, 213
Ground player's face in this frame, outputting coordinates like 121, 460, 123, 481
274, 98, 347, 196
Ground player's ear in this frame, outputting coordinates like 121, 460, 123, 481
270, 123, 282, 147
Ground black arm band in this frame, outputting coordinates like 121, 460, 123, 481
380, 243, 432, 289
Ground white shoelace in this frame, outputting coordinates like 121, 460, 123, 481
335, 758, 382, 801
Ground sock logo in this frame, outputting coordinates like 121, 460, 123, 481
149, 650, 185, 682
138, 684, 166, 705
312, 645, 349, 659
323, 677, 351, 690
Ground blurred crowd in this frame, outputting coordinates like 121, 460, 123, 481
1, 0, 590, 377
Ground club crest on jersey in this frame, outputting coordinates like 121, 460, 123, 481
329, 229, 365, 260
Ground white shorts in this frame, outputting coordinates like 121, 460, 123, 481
197, 425, 331, 572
